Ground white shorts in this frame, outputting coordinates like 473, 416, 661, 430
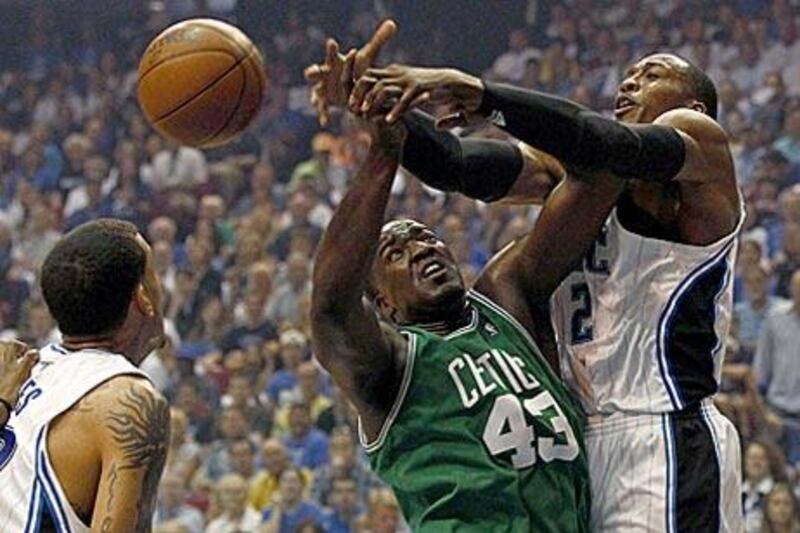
586, 400, 744, 532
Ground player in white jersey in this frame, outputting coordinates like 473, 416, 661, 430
336, 50, 744, 531
0, 219, 169, 532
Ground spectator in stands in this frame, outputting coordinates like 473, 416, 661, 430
774, 106, 800, 165
742, 440, 787, 532
267, 252, 311, 325
222, 292, 277, 352
366, 489, 403, 533
755, 270, 800, 464
153, 472, 205, 533
229, 437, 258, 485
760, 483, 800, 533
203, 406, 253, 481
249, 438, 310, 512
206, 474, 262, 533
282, 401, 329, 470
221, 373, 273, 436
266, 329, 307, 403
274, 362, 331, 434
321, 475, 365, 533
262, 466, 324, 533
736, 265, 787, 358
164, 407, 202, 487
311, 426, 379, 506
146, 138, 208, 191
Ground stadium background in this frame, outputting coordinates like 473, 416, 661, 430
0, 0, 798, 531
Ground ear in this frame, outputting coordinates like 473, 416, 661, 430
373, 293, 398, 323
133, 284, 156, 317
687, 99, 707, 115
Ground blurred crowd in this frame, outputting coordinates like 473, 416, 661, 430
0, 0, 799, 532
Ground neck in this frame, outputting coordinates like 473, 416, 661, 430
61, 335, 117, 353
407, 298, 471, 336
61, 327, 142, 365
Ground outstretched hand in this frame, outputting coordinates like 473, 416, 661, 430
304, 20, 398, 126
348, 65, 484, 126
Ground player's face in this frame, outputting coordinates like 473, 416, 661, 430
615, 54, 698, 124
135, 234, 166, 361
372, 221, 465, 323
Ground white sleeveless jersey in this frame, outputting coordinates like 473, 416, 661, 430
0, 344, 147, 532
551, 206, 743, 415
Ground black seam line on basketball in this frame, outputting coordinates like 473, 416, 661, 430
152, 47, 255, 125
197, 56, 248, 146
139, 48, 239, 81
189, 20, 251, 58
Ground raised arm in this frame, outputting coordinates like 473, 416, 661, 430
401, 110, 562, 204
474, 172, 624, 364
310, 120, 408, 440
353, 66, 731, 185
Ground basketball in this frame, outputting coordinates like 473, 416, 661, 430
137, 19, 266, 148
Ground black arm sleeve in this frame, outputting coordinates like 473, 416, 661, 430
478, 81, 686, 182
401, 110, 523, 202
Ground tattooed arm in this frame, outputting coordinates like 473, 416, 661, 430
90, 376, 170, 532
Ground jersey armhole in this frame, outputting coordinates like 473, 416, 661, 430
358, 332, 417, 454
468, 289, 564, 385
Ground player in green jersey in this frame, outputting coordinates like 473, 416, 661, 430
308, 26, 625, 532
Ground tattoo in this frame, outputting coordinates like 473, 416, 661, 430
106, 384, 170, 532
106, 463, 119, 513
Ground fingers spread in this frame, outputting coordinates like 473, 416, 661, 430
363, 19, 397, 60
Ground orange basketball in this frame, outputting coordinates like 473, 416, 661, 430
137, 19, 266, 148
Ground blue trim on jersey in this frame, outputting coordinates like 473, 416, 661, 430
24, 479, 42, 533
662, 413, 677, 533
709, 256, 734, 361
39, 486, 63, 533
35, 427, 71, 533
656, 241, 734, 409
700, 406, 724, 530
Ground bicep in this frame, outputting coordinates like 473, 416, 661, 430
91, 378, 170, 532
653, 109, 733, 184
311, 299, 406, 414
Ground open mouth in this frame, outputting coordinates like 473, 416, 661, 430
614, 95, 637, 117
420, 260, 447, 280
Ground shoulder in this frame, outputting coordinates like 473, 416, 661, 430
71, 374, 163, 421
653, 108, 729, 146
82, 375, 169, 457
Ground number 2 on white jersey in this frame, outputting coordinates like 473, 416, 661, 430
482, 392, 579, 469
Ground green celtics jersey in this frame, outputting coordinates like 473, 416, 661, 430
361, 290, 589, 532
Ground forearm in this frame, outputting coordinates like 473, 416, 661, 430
401, 110, 524, 202
515, 173, 624, 301
478, 81, 685, 181
312, 146, 399, 313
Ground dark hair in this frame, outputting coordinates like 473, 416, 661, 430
682, 59, 718, 120
41, 219, 145, 336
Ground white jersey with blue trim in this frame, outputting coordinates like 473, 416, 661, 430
550, 205, 743, 416
0, 344, 147, 532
